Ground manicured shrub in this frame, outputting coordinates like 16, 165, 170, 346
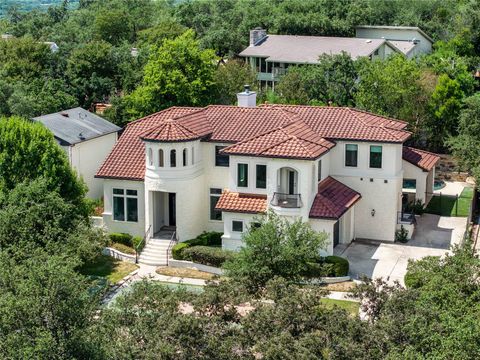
196, 231, 223, 246
395, 225, 409, 243
182, 245, 234, 267
172, 242, 190, 260
303, 262, 330, 278
325, 256, 349, 277
109, 233, 133, 247
132, 236, 143, 249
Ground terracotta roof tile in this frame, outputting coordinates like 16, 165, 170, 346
95, 107, 199, 180
96, 105, 411, 180
215, 191, 267, 214
223, 120, 335, 160
309, 177, 361, 219
402, 146, 440, 172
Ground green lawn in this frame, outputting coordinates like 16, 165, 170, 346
320, 298, 360, 316
79, 255, 138, 283
425, 187, 474, 217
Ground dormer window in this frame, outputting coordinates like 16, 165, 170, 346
158, 149, 164, 167
170, 149, 176, 167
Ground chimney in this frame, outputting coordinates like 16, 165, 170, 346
249, 28, 267, 46
237, 85, 257, 108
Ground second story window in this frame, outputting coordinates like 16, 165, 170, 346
345, 144, 358, 167
317, 160, 322, 181
256, 164, 266, 189
237, 163, 248, 187
158, 149, 164, 167
215, 146, 229, 167
209, 188, 222, 221
170, 149, 176, 167
369, 145, 383, 168
183, 148, 188, 166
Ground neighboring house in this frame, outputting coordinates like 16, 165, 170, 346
240, 26, 433, 89
95, 89, 440, 258
355, 25, 433, 58
33, 107, 121, 199
239, 28, 400, 90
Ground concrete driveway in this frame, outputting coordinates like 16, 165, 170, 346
335, 214, 467, 285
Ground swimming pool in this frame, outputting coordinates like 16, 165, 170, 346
434, 179, 446, 191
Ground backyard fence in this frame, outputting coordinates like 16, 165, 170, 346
424, 187, 475, 218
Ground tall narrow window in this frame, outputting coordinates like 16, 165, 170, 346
126, 190, 138, 222
345, 144, 358, 167
170, 149, 176, 167
113, 189, 125, 221
191, 146, 194, 164
158, 149, 164, 167
210, 188, 222, 221
183, 148, 188, 166
148, 148, 153, 166
369, 145, 382, 168
237, 163, 248, 187
317, 160, 322, 181
215, 146, 229, 167
256, 164, 266, 189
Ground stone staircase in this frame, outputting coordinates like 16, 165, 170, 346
137, 228, 175, 266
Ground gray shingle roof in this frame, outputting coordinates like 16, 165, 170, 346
388, 40, 417, 55
239, 35, 395, 63
33, 107, 121, 145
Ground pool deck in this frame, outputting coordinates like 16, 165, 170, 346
434, 181, 470, 197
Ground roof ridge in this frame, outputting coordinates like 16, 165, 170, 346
127, 106, 201, 127
404, 146, 439, 156
346, 107, 407, 141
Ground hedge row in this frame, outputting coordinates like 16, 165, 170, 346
171, 232, 230, 267
182, 246, 234, 268
172, 231, 223, 260
303, 256, 349, 278
108, 233, 142, 251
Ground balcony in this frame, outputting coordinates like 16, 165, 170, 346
271, 192, 303, 208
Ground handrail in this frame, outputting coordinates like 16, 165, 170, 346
270, 192, 303, 208
166, 231, 177, 266
397, 211, 415, 225
135, 225, 152, 263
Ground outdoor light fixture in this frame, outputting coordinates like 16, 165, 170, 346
371, 209, 376, 217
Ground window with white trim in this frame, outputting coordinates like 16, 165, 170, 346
232, 220, 244, 232
210, 188, 222, 221
148, 148, 153, 166
170, 149, 176, 167
183, 148, 188, 166
113, 188, 138, 222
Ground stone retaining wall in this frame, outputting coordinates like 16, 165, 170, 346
168, 259, 224, 275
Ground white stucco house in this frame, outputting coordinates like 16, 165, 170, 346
95, 89, 439, 264
33, 107, 121, 199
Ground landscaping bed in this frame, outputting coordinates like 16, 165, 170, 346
156, 266, 215, 280
319, 298, 359, 317
172, 232, 234, 268
79, 255, 138, 283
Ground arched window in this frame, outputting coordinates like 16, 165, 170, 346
158, 149, 164, 167
170, 149, 176, 167
183, 148, 188, 166
191, 146, 195, 164
148, 148, 153, 166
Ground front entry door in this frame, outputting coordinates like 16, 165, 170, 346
168, 193, 176, 226
333, 221, 340, 247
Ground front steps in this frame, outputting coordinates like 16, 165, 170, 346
138, 238, 172, 266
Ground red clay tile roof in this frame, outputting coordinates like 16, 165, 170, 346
96, 107, 199, 180
222, 120, 335, 160
96, 105, 411, 180
309, 176, 361, 219
402, 146, 440, 172
215, 191, 267, 214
